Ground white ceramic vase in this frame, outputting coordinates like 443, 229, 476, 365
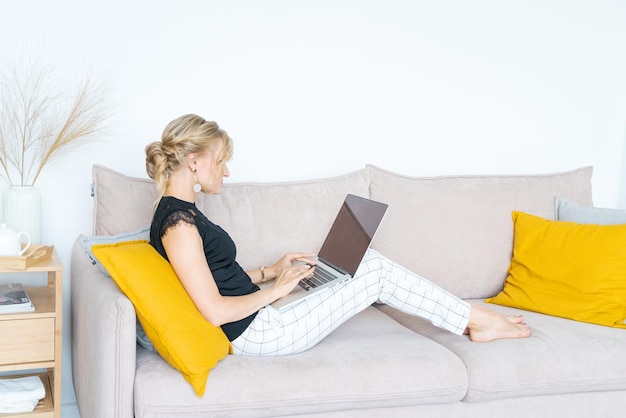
2, 186, 42, 244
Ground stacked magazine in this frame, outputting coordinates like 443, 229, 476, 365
0, 283, 34, 313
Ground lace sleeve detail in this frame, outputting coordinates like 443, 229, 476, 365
160, 209, 197, 238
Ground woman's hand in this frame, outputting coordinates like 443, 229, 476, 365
258, 252, 315, 298
271, 262, 316, 299
269, 252, 317, 278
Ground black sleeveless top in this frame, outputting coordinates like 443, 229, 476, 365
150, 196, 259, 341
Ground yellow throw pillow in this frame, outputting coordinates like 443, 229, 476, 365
92, 240, 232, 396
486, 211, 626, 328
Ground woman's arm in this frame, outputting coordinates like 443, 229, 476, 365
162, 221, 315, 326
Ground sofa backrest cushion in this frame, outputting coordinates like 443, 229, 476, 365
93, 165, 156, 235
368, 165, 594, 299
92, 164, 371, 270
195, 170, 371, 270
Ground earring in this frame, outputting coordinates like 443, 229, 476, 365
193, 173, 202, 193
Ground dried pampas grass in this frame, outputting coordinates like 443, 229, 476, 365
0, 56, 109, 186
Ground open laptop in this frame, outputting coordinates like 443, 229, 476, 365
271, 194, 388, 311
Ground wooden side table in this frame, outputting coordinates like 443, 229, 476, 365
0, 249, 63, 418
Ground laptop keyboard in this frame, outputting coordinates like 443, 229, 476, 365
298, 267, 339, 291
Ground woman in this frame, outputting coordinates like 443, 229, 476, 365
145, 114, 531, 356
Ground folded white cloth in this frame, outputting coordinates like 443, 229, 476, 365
0, 376, 45, 412
0, 398, 40, 413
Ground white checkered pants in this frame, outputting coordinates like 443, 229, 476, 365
232, 249, 470, 356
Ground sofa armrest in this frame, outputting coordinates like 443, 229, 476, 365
71, 238, 136, 418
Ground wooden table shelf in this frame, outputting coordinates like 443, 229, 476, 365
0, 250, 62, 418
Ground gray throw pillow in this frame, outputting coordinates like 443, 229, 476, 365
136, 318, 155, 352
80, 227, 154, 351
79, 226, 150, 275
555, 196, 626, 225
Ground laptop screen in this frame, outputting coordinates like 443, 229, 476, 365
317, 194, 388, 276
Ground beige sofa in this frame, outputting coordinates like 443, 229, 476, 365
71, 164, 626, 418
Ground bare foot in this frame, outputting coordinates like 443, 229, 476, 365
506, 314, 526, 324
467, 305, 531, 342
463, 314, 526, 335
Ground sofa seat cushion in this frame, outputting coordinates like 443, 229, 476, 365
377, 300, 626, 403
133, 306, 468, 418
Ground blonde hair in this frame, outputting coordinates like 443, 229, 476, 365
145, 114, 233, 200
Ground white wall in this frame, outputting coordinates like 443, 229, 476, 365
2, 1, 626, 415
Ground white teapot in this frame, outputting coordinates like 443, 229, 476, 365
0, 223, 31, 256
